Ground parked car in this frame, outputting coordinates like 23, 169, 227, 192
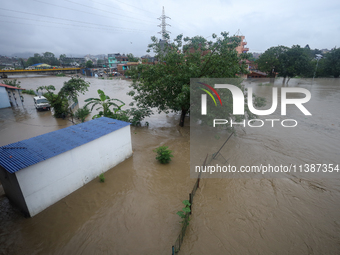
34, 96, 51, 111
25, 66, 35, 70
2, 67, 14, 70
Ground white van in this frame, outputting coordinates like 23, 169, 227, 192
34, 96, 51, 111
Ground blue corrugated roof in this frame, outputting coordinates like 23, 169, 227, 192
0, 117, 130, 174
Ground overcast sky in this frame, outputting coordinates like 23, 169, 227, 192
1, 0, 339, 58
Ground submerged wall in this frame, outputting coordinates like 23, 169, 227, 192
0, 87, 10, 108
14, 125, 132, 217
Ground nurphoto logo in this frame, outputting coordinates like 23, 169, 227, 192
200, 83, 312, 128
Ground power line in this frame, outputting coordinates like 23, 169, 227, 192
0, 16, 152, 33
63, 0, 157, 24
87, 0, 159, 16
32, 0, 155, 25
0, 7, 148, 31
85, 0, 159, 17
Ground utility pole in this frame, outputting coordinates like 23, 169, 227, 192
312, 54, 323, 84
158, 6, 171, 41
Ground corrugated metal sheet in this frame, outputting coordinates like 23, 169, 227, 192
0, 83, 25, 90
0, 117, 130, 174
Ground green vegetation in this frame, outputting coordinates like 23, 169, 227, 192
256, 45, 340, 82
1, 79, 21, 88
74, 106, 90, 123
321, 48, 340, 78
154, 145, 173, 164
37, 76, 90, 118
176, 200, 191, 225
85, 89, 152, 126
85, 89, 128, 120
125, 107, 152, 126
99, 173, 105, 183
22, 89, 36, 95
128, 32, 251, 127
85, 60, 93, 68
127, 53, 139, 62
56, 73, 65, 77
26, 52, 60, 67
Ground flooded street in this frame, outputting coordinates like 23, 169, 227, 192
1, 76, 340, 254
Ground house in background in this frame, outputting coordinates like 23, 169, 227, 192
0, 117, 132, 217
108, 53, 129, 69
234, 35, 249, 54
0, 83, 25, 108
117, 62, 139, 76
247, 61, 269, 78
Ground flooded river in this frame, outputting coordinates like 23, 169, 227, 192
0, 76, 339, 254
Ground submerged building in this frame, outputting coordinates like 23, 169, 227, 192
0, 117, 132, 217
0, 83, 25, 108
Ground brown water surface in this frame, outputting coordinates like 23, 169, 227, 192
0, 77, 339, 254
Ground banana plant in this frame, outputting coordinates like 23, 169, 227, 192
84, 89, 126, 119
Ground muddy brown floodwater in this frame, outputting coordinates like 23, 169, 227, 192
0, 76, 340, 255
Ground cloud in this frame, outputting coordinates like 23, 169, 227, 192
0, 0, 339, 57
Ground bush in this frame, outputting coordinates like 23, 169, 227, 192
126, 107, 152, 126
22, 89, 36, 95
99, 173, 105, 182
154, 145, 173, 164
176, 200, 191, 225
75, 106, 90, 123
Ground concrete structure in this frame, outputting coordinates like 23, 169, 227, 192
0, 117, 132, 217
117, 62, 139, 76
0, 83, 25, 108
247, 70, 268, 78
235, 35, 249, 54
108, 53, 128, 68
1, 68, 80, 77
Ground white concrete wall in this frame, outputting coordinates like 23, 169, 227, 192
15, 125, 132, 217
0, 87, 11, 108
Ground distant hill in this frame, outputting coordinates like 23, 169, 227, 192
9, 52, 36, 58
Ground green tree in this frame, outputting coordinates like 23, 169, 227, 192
128, 32, 250, 127
256, 46, 289, 78
26, 53, 43, 66
43, 52, 55, 59
323, 48, 340, 78
278, 45, 313, 83
86, 60, 93, 68
41, 52, 59, 66
127, 53, 139, 62
37, 77, 90, 118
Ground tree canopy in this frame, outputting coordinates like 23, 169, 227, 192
127, 53, 139, 62
26, 52, 60, 66
323, 48, 340, 78
257, 45, 340, 80
278, 45, 313, 82
37, 76, 90, 118
256, 46, 289, 78
85, 60, 94, 68
128, 32, 250, 126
